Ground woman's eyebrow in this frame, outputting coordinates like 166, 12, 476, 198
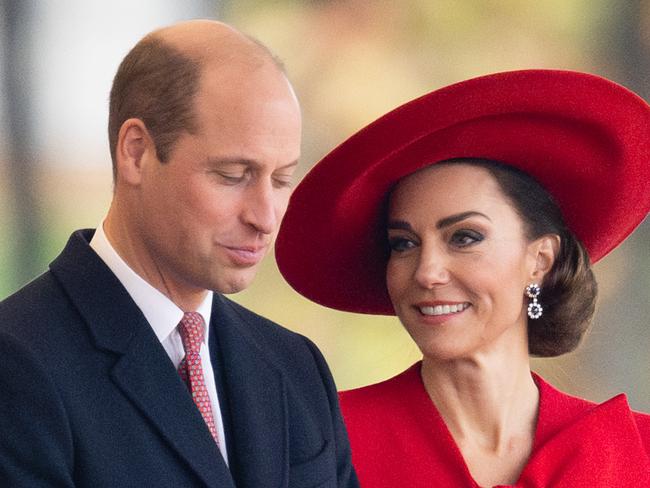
436, 211, 491, 229
387, 211, 491, 232
386, 219, 413, 231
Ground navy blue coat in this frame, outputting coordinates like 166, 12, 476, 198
0, 230, 358, 488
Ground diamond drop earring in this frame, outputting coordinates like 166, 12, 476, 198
525, 283, 543, 319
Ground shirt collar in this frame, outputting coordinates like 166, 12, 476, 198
89, 222, 213, 344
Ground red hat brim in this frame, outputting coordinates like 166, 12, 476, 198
276, 70, 650, 315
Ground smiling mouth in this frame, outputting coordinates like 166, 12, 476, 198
418, 303, 471, 316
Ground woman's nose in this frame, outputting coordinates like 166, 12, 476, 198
414, 247, 451, 289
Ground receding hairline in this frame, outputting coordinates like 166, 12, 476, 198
107, 20, 294, 178
143, 20, 286, 75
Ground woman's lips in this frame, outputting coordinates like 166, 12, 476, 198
413, 301, 471, 323
417, 302, 471, 316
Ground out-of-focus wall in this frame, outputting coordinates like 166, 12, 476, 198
1, 0, 648, 410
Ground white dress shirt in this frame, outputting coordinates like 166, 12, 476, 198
90, 223, 228, 464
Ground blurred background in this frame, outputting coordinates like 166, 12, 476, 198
0, 0, 648, 410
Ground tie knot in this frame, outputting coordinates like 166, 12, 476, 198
178, 312, 205, 354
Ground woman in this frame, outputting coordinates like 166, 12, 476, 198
275, 70, 650, 487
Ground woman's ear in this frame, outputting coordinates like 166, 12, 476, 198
529, 234, 561, 282
114, 118, 155, 186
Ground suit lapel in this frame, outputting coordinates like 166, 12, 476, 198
50, 230, 235, 488
111, 327, 234, 487
211, 295, 288, 488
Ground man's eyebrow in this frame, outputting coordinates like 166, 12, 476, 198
205, 157, 299, 170
276, 160, 299, 171
387, 212, 491, 232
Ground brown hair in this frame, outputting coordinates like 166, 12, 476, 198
441, 159, 598, 357
107, 33, 286, 181
108, 36, 201, 179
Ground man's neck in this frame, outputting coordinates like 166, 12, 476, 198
103, 206, 209, 312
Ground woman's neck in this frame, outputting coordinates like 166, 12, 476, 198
420, 343, 539, 486
422, 353, 538, 451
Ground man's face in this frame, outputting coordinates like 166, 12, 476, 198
136, 61, 301, 296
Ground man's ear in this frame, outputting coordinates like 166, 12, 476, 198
529, 234, 561, 282
114, 118, 155, 186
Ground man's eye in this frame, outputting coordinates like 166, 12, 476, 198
273, 177, 293, 189
216, 172, 247, 184
388, 237, 417, 252
450, 229, 484, 247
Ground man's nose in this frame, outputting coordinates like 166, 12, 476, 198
414, 245, 451, 289
242, 180, 278, 235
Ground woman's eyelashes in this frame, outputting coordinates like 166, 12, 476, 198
388, 235, 418, 253
388, 228, 485, 253
449, 228, 485, 247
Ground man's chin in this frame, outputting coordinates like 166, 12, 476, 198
210, 269, 258, 295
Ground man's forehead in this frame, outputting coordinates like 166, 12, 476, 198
193, 55, 297, 118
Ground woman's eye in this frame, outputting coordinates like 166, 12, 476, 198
388, 237, 417, 252
450, 229, 484, 247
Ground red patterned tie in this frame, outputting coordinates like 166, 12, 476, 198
177, 312, 219, 444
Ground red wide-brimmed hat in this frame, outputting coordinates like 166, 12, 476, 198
276, 70, 650, 315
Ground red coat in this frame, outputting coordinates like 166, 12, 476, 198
340, 362, 650, 487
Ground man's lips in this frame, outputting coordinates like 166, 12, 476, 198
222, 244, 268, 265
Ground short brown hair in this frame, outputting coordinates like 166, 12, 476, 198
108, 36, 201, 179
440, 159, 598, 357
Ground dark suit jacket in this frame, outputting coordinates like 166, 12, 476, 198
0, 230, 358, 488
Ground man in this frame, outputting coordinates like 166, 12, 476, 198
0, 20, 358, 488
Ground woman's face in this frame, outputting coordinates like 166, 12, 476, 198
386, 163, 541, 361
